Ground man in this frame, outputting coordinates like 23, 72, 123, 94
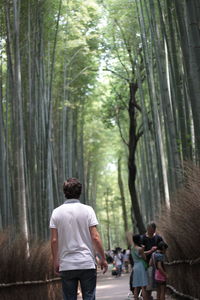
50, 178, 108, 300
141, 222, 163, 300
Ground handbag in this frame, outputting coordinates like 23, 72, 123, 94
155, 269, 166, 282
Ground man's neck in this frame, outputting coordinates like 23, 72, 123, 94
64, 199, 80, 204
146, 232, 156, 238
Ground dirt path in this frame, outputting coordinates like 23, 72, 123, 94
92, 266, 175, 300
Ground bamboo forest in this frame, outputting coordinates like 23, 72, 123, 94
0, 0, 200, 299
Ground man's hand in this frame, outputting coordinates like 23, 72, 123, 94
151, 246, 157, 253
99, 259, 108, 274
89, 226, 108, 274
51, 228, 60, 276
54, 262, 60, 276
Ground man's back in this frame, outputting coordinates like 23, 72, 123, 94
50, 200, 98, 271
50, 178, 107, 300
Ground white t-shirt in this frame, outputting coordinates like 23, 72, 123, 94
49, 199, 98, 271
114, 253, 122, 266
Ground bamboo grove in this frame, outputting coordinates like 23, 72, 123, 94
0, 0, 200, 242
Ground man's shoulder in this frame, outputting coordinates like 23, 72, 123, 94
52, 203, 65, 213
140, 233, 162, 244
52, 202, 94, 212
155, 234, 163, 242
81, 203, 96, 212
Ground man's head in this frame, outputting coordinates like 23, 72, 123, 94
147, 221, 156, 236
63, 178, 82, 199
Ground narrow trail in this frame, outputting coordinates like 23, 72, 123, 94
78, 265, 175, 300
96, 267, 131, 300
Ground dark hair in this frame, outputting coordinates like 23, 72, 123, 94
157, 241, 168, 251
63, 178, 82, 199
147, 221, 156, 231
132, 234, 141, 246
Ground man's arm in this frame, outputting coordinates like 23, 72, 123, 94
144, 247, 157, 256
50, 228, 60, 275
89, 226, 108, 273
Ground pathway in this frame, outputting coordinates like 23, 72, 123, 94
79, 265, 175, 300
96, 268, 132, 300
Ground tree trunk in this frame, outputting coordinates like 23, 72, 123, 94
13, 0, 29, 241
105, 189, 111, 250
175, 0, 200, 161
118, 156, 128, 234
128, 82, 145, 234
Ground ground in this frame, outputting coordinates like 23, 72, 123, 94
78, 265, 175, 300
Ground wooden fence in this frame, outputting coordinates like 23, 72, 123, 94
0, 278, 62, 300
166, 258, 200, 300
